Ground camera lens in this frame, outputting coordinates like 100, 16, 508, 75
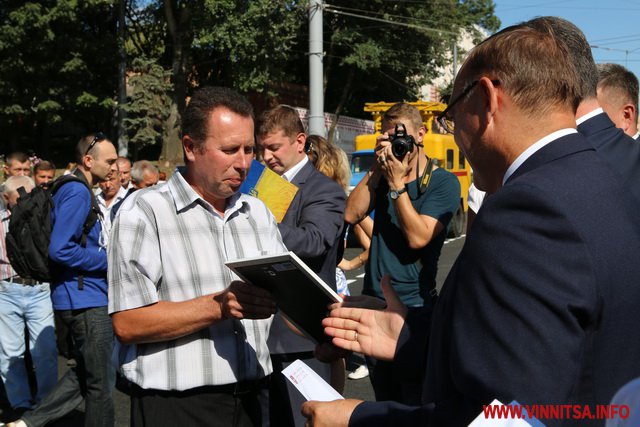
390, 123, 415, 159
392, 139, 410, 158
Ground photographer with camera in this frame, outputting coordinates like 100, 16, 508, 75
344, 102, 459, 405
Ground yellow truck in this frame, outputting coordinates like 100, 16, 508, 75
350, 101, 471, 237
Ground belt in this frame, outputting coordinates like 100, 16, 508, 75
9, 276, 40, 286
270, 351, 316, 364
130, 376, 270, 398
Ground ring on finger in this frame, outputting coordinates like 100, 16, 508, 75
380, 156, 386, 163
354, 331, 358, 341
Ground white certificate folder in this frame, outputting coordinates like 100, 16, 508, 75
225, 252, 342, 343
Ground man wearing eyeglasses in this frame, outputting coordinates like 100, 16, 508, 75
344, 102, 459, 406
12, 134, 118, 427
462, 19, 640, 226
303, 19, 640, 427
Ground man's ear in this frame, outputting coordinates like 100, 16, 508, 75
297, 133, 308, 154
478, 77, 500, 126
83, 154, 94, 170
415, 125, 426, 145
183, 135, 197, 162
2, 193, 8, 204
622, 104, 636, 133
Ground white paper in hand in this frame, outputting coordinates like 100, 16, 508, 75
282, 359, 344, 402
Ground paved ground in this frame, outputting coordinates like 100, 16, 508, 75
1, 236, 466, 426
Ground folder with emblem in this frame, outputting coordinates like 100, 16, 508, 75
225, 252, 342, 344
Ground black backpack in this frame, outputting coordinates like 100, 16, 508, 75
5, 172, 101, 286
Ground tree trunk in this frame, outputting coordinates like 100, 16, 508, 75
161, 103, 183, 164
160, 0, 192, 164
328, 67, 355, 143
117, 0, 128, 157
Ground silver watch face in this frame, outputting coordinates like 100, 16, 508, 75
390, 187, 405, 200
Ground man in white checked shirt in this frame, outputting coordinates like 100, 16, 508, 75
108, 87, 286, 427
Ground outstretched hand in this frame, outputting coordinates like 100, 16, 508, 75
322, 275, 407, 361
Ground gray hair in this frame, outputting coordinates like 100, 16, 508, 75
2, 175, 35, 196
131, 160, 159, 184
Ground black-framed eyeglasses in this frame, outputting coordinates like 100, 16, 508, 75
437, 79, 501, 134
85, 132, 107, 156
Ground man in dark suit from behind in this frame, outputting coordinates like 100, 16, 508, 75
303, 18, 640, 427
256, 105, 345, 427
537, 17, 640, 202
597, 63, 640, 140
464, 19, 640, 219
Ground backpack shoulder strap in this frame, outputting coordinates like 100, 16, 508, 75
50, 171, 102, 290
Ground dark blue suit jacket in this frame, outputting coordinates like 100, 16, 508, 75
350, 133, 640, 426
578, 112, 640, 202
279, 161, 346, 288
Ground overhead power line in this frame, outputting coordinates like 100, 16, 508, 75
323, 4, 457, 36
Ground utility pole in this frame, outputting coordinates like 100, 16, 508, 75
452, 41, 458, 79
308, 0, 325, 137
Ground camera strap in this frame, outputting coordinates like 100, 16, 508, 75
418, 156, 435, 195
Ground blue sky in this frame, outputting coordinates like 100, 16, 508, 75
493, 0, 640, 78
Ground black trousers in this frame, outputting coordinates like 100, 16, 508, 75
130, 378, 270, 427
269, 352, 332, 427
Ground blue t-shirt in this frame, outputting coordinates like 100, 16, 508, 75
49, 181, 108, 310
363, 167, 460, 307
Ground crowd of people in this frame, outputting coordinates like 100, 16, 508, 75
0, 15, 640, 427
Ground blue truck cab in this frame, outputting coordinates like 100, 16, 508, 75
348, 149, 376, 193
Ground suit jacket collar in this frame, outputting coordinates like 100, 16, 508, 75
577, 111, 616, 137
289, 160, 315, 187
505, 132, 594, 185
576, 112, 627, 150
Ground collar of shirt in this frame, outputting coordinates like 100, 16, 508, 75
503, 128, 578, 185
575, 107, 604, 126
633, 131, 640, 140
96, 186, 128, 209
282, 155, 309, 182
167, 167, 244, 217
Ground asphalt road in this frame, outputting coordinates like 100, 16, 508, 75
1, 236, 466, 426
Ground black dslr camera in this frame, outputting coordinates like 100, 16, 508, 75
390, 123, 415, 159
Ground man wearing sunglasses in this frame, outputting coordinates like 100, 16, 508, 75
304, 18, 640, 427
12, 133, 118, 427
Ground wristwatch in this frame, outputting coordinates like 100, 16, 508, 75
389, 187, 407, 200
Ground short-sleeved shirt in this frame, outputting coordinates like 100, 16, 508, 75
108, 168, 287, 391
363, 167, 460, 307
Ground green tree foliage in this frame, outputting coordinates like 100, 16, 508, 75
0, 0, 499, 160
138, 0, 306, 162
288, 0, 500, 118
123, 57, 172, 154
193, 0, 305, 93
0, 0, 118, 158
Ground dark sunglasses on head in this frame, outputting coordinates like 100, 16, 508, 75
85, 132, 107, 156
